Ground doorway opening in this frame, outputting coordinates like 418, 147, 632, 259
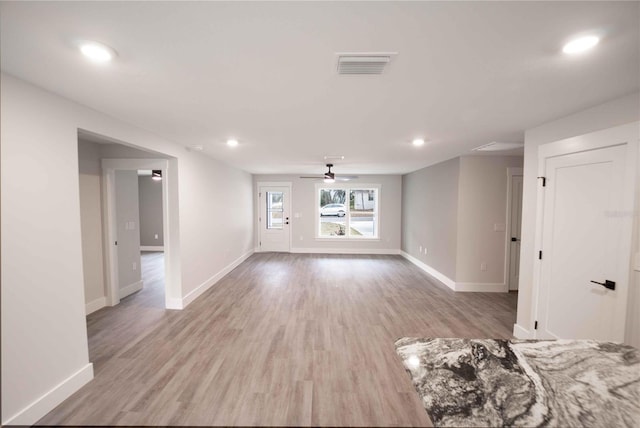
77, 130, 178, 315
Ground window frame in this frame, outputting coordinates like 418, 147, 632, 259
315, 182, 381, 240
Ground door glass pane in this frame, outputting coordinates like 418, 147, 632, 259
349, 189, 376, 237
266, 191, 284, 229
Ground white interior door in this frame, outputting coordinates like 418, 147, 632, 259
259, 186, 291, 252
536, 140, 635, 341
509, 174, 523, 290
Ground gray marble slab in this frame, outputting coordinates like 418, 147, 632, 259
395, 338, 640, 427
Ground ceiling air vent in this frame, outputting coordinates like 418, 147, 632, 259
336, 53, 396, 75
473, 142, 524, 152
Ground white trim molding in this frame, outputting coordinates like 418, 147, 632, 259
85, 296, 107, 315
401, 252, 508, 292
513, 323, 533, 339
101, 158, 182, 310
2, 363, 94, 426
119, 279, 143, 299
140, 245, 164, 251
455, 282, 507, 292
401, 251, 456, 291
292, 247, 400, 255
181, 249, 255, 308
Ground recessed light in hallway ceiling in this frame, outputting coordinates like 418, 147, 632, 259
563, 35, 600, 54
78, 40, 117, 63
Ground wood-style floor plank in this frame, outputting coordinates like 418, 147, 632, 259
37, 252, 517, 426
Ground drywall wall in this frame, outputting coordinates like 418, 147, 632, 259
629, 150, 640, 348
456, 156, 523, 285
78, 140, 106, 310
180, 151, 253, 300
138, 175, 164, 246
115, 170, 142, 296
253, 174, 402, 253
401, 158, 460, 279
1, 73, 254, 425
516, 91, 640, 340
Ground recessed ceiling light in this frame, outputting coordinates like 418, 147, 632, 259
227, 139, 239, 147
412, 138, 425, 147
562, 35, 600, 55
79, 41, 116, 63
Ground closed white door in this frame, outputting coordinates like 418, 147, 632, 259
259, 186, 291, 252
536, 140, 635, 341
509, 175, 523, 290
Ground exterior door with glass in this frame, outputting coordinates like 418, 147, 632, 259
258, 185, 291, 252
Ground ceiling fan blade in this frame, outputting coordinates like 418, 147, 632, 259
299, 176, 324, 179
335, 175, 359, 181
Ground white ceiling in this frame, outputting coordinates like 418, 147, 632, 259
1, 1, 638, 175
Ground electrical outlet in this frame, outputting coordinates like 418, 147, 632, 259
424, 247, 428, 255
480, 262, 487, 271
300, 235, 304, 241
419, 245, 422, 253
132, 262, 137, 271
154, 233, 159, 240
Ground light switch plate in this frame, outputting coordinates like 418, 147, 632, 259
635, 252, 640, 271
494, 223, 505, 232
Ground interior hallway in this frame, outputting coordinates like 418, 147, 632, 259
38, 253, 517, 426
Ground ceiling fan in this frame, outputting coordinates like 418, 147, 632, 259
300, 164, 359, 183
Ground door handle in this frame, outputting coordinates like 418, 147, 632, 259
511, 237, 520, 242
590, 280, 616, 290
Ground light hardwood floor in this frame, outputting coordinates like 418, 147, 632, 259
38, 252, 517, 426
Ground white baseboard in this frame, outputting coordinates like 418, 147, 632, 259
140, 245, 164, 251
513, 323, 533, 339
2, 363, 94, 426
401, 251, 511, 293
455, 282, 507, 292
181, 249, 254, 308
400, 251, 456, 290
165, 297, 183, 310
119, 279, 143, 299
291, 247, 401, 255
85, 296, 106, 315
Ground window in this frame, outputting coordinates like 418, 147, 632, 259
266, 191, 283, 229
317, 185, 379, 238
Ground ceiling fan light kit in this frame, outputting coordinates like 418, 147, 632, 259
300, 163, 359, 182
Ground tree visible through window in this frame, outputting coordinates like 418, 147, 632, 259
318, 187, 378, 238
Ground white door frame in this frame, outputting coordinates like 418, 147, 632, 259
504, 167, 523, 292
531, 122, 639, 339
256, 181, 292, 252
102, 158, 181, 309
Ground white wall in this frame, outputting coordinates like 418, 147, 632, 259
1, 73, 254, 425
138, 175, 164, 247
253, 174, 402, 253
515, 91, 640, 342
401, 155, 523, 289
401, 158, 460, 279
456, 156, 523, 286
78, 141, 106, 311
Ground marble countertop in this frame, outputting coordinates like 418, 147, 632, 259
395, 338, 640, 427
